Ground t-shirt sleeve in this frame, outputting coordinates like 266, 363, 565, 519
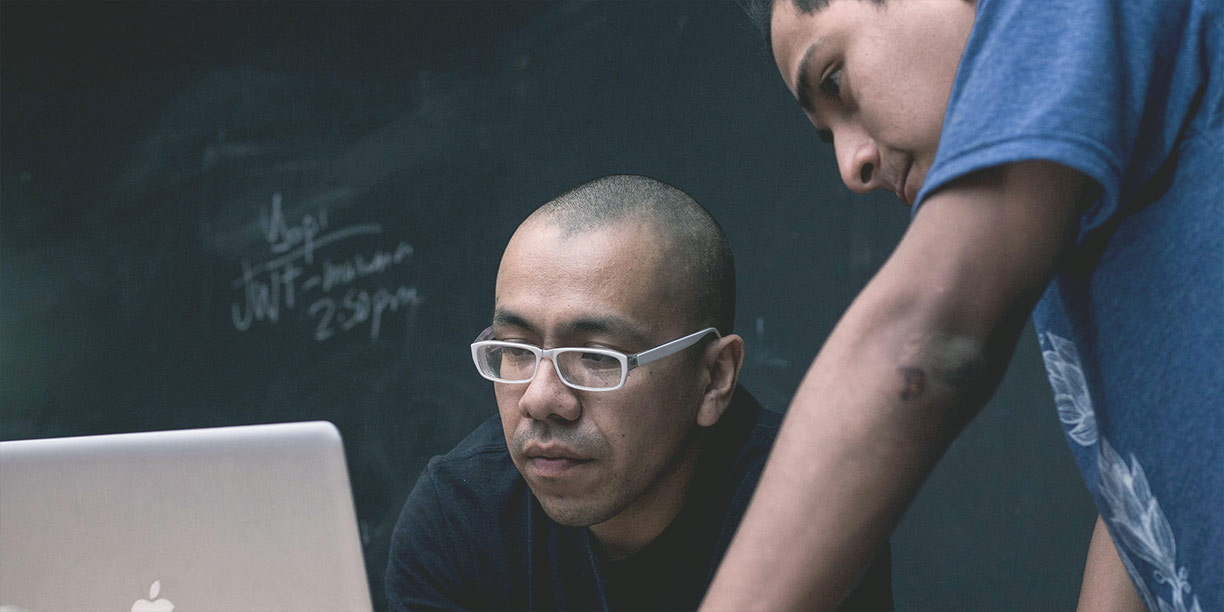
385, 462, 471, 611
915, 0, 1170, 236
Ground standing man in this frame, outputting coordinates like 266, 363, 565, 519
705, 0, 1220, 610
386, 175, 892, 610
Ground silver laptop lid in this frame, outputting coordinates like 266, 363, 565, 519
0, 421, 372, 612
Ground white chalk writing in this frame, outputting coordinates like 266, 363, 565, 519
230, 192, 423, 342
308, 286, 423, 342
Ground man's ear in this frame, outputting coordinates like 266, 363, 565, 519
697, 333, 746, 427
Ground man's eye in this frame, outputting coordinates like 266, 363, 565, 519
579, 352, 618, 367
819, 68, 842, 98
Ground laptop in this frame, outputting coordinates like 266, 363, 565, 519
0, 421, 372, 612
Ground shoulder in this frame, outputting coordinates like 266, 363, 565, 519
686, 387, 786, 578
417, 414, 525, 513
428, 414, 514, 474
386, 415, 531, 610
700, 385, 782, 509
719, 385, 783, 466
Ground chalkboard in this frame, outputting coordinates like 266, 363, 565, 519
1, 2, 1096, 610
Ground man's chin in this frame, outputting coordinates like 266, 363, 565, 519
534, 494, 615, 527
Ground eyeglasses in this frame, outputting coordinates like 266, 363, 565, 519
471, 326, 720, 392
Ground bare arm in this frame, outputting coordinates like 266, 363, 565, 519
701, 161, 1098, 610
1078, 515, 1146, 612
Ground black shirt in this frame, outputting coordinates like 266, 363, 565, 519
386, 386, 892, 611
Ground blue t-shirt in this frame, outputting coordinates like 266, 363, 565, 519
914, 0, 1222, 609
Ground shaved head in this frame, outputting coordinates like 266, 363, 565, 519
526, 175, 736, 335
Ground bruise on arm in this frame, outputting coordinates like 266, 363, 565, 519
899, 367, 926, 401
896, 332, 989, 403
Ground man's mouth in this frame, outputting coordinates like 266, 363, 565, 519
523, 444, 592, 477
529, 456, 590, 477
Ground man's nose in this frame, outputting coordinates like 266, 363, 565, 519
518, 357, 582, 422
834, 127, 882, 195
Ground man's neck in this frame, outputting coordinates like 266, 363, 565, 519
587, 433, 705, 561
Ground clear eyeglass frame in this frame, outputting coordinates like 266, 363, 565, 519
470, 326, 720, 392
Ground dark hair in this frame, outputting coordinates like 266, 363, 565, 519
535, 175, 737, 336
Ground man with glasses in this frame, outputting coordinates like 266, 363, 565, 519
385, 175, 892, 610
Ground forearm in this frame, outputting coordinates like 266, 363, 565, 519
702, 162, 1092, 611
1078, 515, 1145, 612
702, 254, 1017, 610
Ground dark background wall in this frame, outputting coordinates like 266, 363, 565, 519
1, 2, 1096, 609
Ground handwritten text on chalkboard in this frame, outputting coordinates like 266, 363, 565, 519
230, 193, 424, 342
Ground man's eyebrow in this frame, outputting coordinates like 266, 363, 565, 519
492, 309, 538, 335
795, 42, 821, 114
490, 310, 650, 347
559, 316, 651, 347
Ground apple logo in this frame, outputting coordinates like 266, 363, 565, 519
131, 580, 174, 612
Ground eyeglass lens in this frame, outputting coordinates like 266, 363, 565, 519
476, 345, 623, 388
